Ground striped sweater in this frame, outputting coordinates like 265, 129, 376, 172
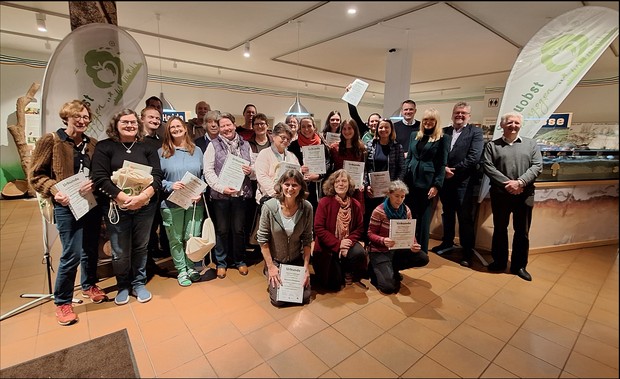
367, 202, 413, 253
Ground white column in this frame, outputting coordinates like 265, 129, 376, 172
383, 46, 412, 119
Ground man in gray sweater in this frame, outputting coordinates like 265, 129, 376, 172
482, 112, 542, 281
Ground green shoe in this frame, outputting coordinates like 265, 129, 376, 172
177, 271, 191, 287
187, 268, 201, 282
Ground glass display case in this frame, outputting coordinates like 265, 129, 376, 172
538, 149, 619, 182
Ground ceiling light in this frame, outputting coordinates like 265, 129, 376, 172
44, 40, 51, 50
347, 8, 357, 15
173, 61, 178, 69
155, 13, 175, 111
243, 41, 250, 58
36, 13, 47, 32
286, 21, 310, 116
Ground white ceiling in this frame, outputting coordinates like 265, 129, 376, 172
1, 1, 618, 103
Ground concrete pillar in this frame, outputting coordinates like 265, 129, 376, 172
383, 44, 412, 119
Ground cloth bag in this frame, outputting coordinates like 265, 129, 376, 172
185, 196, 216, 262
36, 192, 55, 224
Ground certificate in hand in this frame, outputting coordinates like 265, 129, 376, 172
325, 132, 340, 146
301, 145, 326, 174
369, 171, 390, 198
389, 219, 416, 250
218, 153, 250, 191
53, 172, 96, 220
343, 160, 364, 188
122, 160, 152, 174
275, 161, 301, 181
167, 171, 207, 209
341, 78, 369, 107
276, 264, 306, 304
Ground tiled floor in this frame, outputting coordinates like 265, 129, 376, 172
1, 198, 618, 378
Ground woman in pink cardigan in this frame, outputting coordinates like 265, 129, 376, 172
313, 169, 367, 291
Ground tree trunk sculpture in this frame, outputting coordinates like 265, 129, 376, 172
7, 82, 41, 197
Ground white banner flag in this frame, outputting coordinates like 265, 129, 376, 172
492, 6, 618, 140
41, 23, 148, 141
480, 6, 618, 202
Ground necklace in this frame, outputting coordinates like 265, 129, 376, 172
121, 140, 137, 153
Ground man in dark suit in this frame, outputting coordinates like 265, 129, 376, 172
393, 99, 421, 153
432, 102, 484, 267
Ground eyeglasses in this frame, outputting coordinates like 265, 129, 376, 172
275, 134, 290, 141
253, 122, 267, 127
454, 111, 470, 115
119, 120, 139, 126
72, 115, 90, 122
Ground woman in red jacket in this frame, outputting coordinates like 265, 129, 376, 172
313, 169, 367, 291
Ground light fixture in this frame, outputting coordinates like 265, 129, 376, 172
243, 41, 250, 58
347, 8, 357, 15
44, 40, 51, 50
36, 13, 47, 32
286, 21, 310, 116
173, 60, 178, 69
155, 13, 175, 111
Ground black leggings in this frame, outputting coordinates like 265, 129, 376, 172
369, 249, 429, 294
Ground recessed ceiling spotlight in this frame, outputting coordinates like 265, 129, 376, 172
36, 13, 47, 32
347, 8, 357, 15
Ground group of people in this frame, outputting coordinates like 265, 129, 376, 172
29, 93, 542, 324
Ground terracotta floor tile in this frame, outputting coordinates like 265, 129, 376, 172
464, 309, 519, 342
521, 314, 579, 349
447, 323, 505, 360
357, 299, 406, 330
331, 312, 384, 347
572, 333, 619, 370
331, 349, 397, 378
493, 344, 561, 378
480, 363, 519, 378
147, 331, 204, 376
191, 318, 243, 354
246, 321, 299, 361
302, 326, 358, 367
401, 356, 460, 378
239, 362, 279, 378
228, 303, 276, 334
278, 308, 329, 341
427, 338, 490, 378
581, 318, 620, 348
563, 350, 619, 378
268, 342, 329, 378
205, 336, 264, 377
531, 302, 587, 332
158, 355, 216, 378
307, 295, 354, 324
508, 328, 571, 368
388, 317, 444, 354
363, 332, 423, 376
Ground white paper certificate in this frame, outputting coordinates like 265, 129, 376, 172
389, 219, 416, 250
302, 145, 326, 174
53, 172, 97, 220
341, 78, 369, 107
167, 171, 208, 209
276, 264, 305, 304
218, 154, 250, 191
122, 160, 152, 174
369, 171, 390, 198
325, 132, 340, 146
275, 161, 301, 181
343, 160, 364, 188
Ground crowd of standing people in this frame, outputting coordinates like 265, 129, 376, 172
29, 93, 542, 324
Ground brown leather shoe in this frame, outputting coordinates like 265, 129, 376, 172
238, 266, 249, 276
216, 268, 227, 279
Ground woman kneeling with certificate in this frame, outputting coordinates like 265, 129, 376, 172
367, 180, 429, 294
256, 169, 313, 307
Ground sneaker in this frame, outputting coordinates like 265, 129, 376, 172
115, 288, 130, 305
82, 285, 108, 303
56, 304, 78, 326
177, 271, 192, 287
187, 268, 201, 282
132, 286, 152, 303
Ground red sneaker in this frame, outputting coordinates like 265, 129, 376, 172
82, 285, 107, 303
56, 304, 78, 326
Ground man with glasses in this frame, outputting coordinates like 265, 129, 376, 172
431, 102, 484, 268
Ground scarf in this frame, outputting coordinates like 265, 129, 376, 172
220, 133, 242, 157
383, 197, 407, 220
335, 195, 351, 240
297, 132, 322, 147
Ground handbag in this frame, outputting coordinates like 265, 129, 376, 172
185, 195, 216, 262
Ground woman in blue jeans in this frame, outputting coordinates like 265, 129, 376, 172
30, 100, 105, 325
91, 109, 163, 305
